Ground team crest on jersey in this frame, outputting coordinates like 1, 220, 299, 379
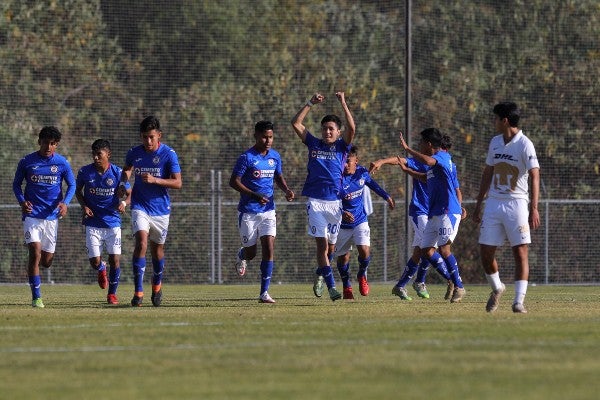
268, 159, 275, 167
359, 178, 365, 186
153, 156, 160, 165
50, 165, 58, 173
330, 145, 335, 151
106, 178, 114, 186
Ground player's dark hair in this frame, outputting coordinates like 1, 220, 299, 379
348, 145, 358, 157
493, 102, 520, 127
321, 114, 343, 130
255, 120, 274, 133
38, 126, 62, 142
140, 115, 161, 133
91, 139, 111, 153
420, 128, 443, 148
441, 134, 452, 150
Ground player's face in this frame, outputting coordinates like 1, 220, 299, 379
92, 148, 111, 170
418, 137, 433, 155
344, 154, 358, 175
321, 121, 340, 144
38, 138, 59, 158
141, 129, 162, 152
254, 129, 274, 153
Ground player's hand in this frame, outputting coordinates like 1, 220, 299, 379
472, 204, 482, 224
529, 208, 540, 230
141, 172, 156, 184
20, 200, 33, 214
335, 91, 345, 103
310, 93, 325, 105
387, 197, 396, 210
342, 210, 354, 223
285, 189, 295, 202
369, 160, 382, 174
399, 132, 409, 150
461, 206, 468, 220
253, 192, 269, 205
81, 206, 94, 219
57, 202, 68, 218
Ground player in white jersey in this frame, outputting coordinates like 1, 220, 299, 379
291, 91, 356, 301
76, 139, 131, 305
230, 120, 295, 303
473, 102, 540, 313
118, 116, 182, 307
13, 126, 76, 308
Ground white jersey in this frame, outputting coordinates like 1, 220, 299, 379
485, 130, 539, 200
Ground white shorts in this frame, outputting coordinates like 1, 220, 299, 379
479, 197, 531, 247
23, 217, 58, 253
334, 222, 370, 257
85, 226, 122, 257
422, 214, 461, 248
410, 214, 428, 248
238, 210, 276, 247
306, 198, 342, 244
131, 209, 170, 244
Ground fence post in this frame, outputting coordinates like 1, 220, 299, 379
210, 170, 215, 283
217, 170, 223, 283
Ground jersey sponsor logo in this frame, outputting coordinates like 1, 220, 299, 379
494, 153, 518, 161
134, 167, 162, 176
344, 188, 364, 200
31, 174, 59, 184
252, 169, 275, 178
310, 149, 338, 160
89, 187, 116, 197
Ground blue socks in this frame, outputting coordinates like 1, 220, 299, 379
260, 260, 274, 294
443, 253, 464, 288
357, 256, 370, 278
133, 257, 146, 294
322, 266, 336, 289
28, 275, 42, 300
152, 258, 165, 287
108, 266, 120, 295
337, 262, 351, 288
396, 258, 418, 287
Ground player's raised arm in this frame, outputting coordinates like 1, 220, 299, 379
369, 156, 405, 174
291, 93, 324, 143
336, 92, 355, 145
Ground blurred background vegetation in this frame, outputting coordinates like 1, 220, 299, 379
1, 0, 598, 285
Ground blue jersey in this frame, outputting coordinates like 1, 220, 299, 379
13, 151, 76, 220
301, 132, 351, 200
77, 163, 130, 228
405, 158, 429, 217
340, 165, 389, 229
232, 147, 283, 214
125, 143, 181, 216
426, 151, 461, 216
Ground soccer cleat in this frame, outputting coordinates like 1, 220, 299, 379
485, 283, 506, 312
151, 288, 162, 307
512, 303, 528, 313
313, 274, 325, 298
392, 286, 412, 301
412, 281, 430, 299
328, 287, 342, 301
358, 276, 369, 296
131, 295, 143, 307
259, 292, 276, 303
343, 287, 355, 300
444, 280, 454, 300
107, 293, 119, 305
450, 287, 466, 303
32, 298, 45, 308
234, 248, 247, 276
97, 267, 108, 290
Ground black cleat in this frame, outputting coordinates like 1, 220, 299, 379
151, 289, 162, 307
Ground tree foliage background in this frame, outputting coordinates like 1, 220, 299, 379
1, 0, 598, 284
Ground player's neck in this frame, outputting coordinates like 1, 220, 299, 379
502, 127, 519, 143
94, 163, 110, 174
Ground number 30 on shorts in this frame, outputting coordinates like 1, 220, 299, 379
327, 223, 338, 234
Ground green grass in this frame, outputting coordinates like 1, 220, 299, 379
1, 284, 599, 400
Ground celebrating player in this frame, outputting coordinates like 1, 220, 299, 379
230, 120, 295, 303
291, 91, 355, 301
334, 145, 394, 299
76, 139, 131, 305
13, 126, 76, 308
119, 116, 182, 307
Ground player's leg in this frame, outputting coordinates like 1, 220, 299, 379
480, 198, 509, 312
130, 210, 150, 306
354, 222, 371, 296
235, 212, 259, 277
106, 227, 122, 304
86, 227, 107, 290
506, 198, 532, 313
257, 211, 276, 303
147, 214, 170, 307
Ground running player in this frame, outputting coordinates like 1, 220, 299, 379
399, 128, 466, 303
119, 116, 182, 307
75, 139, 131, 305
230, 120, 295, 303
334, 145, 395, 300
473, 102, 540, 313
291, 91, 356, 301
13, 126, 76, 308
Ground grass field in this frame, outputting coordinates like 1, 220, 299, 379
1, 283, 599, 400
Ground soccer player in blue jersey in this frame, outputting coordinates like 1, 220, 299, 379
291, 91, 356, 301
334, 146, 395, 300
370, 152, 453, 301
76, 139, 132, 305
13, 126, 76, 308
118, 116, 182, 307
399, 128, 466, 303
230, 121, 295, 303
